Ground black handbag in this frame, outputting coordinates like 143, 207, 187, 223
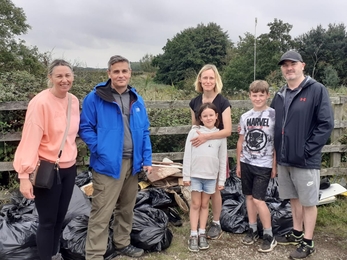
29, 160, 59, 189
29, 94, 71, 189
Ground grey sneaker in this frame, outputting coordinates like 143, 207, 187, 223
242, 228, 259, 245
206, 222, 222, 239
198, 234, 209, 250
276, 231, 304, 245
290, 241, 316, 259
258, 234, 277, 253
188, 236, 199, 252
117, 244, 144, 258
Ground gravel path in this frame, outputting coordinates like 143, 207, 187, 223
113, 231, 347, 260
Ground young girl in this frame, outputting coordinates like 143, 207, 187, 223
183, 102, 227, 252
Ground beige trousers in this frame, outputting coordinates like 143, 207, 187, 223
85, 159, 138, 260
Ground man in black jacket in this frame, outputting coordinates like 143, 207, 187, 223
271, 50, 334, 259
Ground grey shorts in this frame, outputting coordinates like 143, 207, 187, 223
277, 165, 320, 206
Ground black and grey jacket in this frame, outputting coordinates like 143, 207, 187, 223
270, 76, 334, 169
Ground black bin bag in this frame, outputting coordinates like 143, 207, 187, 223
60, 215, 117, 260
62, 185, 91, 228
220, 173, 248, 233
131, 207, 173, 252
75, 170, 93, 187
0, 191, 39, 260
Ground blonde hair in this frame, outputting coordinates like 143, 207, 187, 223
249, 80, 269, 94
194, 64, 223, 93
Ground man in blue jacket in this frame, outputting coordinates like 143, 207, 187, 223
271, 50, 334, 259
79, 55, 152, 259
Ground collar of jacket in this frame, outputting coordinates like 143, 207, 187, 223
95, 79, 137, 103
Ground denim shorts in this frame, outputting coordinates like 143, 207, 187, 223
190, 177, 216, 194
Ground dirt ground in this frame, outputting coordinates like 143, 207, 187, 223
113, 231, 347, 260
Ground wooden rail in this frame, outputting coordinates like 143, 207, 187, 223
1, 97, 347, 176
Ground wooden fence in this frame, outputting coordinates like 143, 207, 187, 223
1, 97, 347, 177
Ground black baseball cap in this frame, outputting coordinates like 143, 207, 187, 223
278, 50, 303, 65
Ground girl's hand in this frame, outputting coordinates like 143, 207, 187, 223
183, 181, 191, 186
20, 179, 35, 200
190, 131, 208, 147
218, 185, 224, 191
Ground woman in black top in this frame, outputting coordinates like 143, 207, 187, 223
189, 64, 232, 240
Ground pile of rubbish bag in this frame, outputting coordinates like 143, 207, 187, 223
220, 167, 293, 237
0, 167, 293, 258
0, 171, 176, 259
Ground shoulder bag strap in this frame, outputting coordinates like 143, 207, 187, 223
55, 93, 72, 164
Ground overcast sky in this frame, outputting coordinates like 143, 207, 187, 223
12, 0, 347, 68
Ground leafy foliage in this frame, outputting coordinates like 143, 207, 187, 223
323, 65, 340, 88
223, 19, 295, 93
0, 0, 47, 78
295, 23, 347, 85
0, 70, 44, 102
140, 53, 157, 73
0, 0, 29, 41
152, 22, 231, 88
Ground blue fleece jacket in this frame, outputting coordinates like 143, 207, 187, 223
79, 80, 152, 179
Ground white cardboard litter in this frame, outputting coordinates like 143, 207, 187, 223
318, 196, 337, 206
319, 183, 347, 201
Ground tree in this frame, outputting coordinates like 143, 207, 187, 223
152, 22, 231, 87
323, 65, 340, 88
295, 23, 347, 85
0, 0, 46, 77
223, 33, 255, 92
295, 25, 326, 79
139, 53, 157, 73
256, 19, 295, 80
0, 0, 30, 41
223, 19, 295, 92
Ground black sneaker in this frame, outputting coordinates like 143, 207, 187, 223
188, 236, 199, 252
290, 240, 316, 259
242, 228, 259, 245
258, 234, 277, 253
117, 244, 144, 258
206, 222, 223, 239
276, 231, 304, 245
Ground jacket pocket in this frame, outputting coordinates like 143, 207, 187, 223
283, 135, 307, 167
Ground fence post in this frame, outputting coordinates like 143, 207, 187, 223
330, 97, 342, 168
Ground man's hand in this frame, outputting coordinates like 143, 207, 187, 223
143, 166, 152, 174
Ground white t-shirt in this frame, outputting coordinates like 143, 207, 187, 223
239, 107, 275, 168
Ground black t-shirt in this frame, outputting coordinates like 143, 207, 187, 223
189, 94, 231, 130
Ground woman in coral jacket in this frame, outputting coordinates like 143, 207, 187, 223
13, 59, 80, 260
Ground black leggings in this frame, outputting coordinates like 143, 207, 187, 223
34, 164, 76, 260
